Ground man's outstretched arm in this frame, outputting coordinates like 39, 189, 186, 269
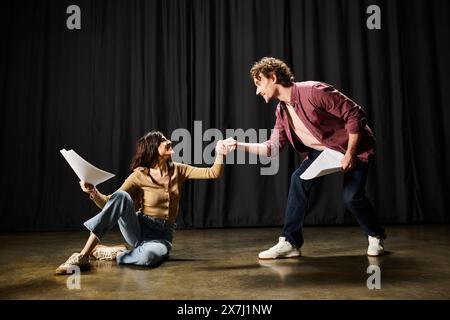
236, 142, 268, 156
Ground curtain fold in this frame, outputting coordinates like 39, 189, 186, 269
1, 0, 449, 232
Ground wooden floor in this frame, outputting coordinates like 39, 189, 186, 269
0, 225, 449, 299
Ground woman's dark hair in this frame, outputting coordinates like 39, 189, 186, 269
130, 131, 170, 171
250, 57, 295, 87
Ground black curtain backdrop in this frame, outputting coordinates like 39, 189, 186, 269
1, 0, 449, 232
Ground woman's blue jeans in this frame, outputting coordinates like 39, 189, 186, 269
83, 190, 175, 267
282, 150, 386, 249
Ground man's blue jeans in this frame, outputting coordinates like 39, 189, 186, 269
282, 150, 386, 249
83, 190, 175, 267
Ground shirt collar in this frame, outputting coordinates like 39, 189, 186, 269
289, 83, 300, 105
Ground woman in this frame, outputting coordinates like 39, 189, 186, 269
55, 131, 229, 274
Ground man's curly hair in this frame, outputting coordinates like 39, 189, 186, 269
250, 57, 295, 87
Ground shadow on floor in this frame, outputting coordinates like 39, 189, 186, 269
195, 252, 428, 289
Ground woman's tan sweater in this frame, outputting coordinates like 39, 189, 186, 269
91, 155, 224, 223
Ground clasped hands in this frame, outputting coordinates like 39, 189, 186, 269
215, 137, 237, 155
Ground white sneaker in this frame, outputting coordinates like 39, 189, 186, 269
367, 236, 385, 256
55, 253, 90, 275
258, 237, 301, 260
90, 244, 127, 261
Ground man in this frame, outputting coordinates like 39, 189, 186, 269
230, 57, 386, 259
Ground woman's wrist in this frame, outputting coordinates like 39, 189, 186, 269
89, 188, 98, 200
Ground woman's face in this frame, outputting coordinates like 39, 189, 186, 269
157, 136, 174, 159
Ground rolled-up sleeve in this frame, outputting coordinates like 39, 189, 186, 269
262, 106, 288, 157
311, 83, 367, 134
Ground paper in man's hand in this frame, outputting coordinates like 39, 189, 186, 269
300, 148, 344, 180
60, 149, 115, 186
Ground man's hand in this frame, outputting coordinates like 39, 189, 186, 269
342, 132, 360, 173
341, 152, 357, 173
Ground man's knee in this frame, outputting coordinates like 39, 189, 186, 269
343, 189, 353, 206
291, 171, 312, 194
343, 189, 363, 209
290, 170, 305, 186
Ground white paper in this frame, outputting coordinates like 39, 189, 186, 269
300, 148, 344, 180
60, 149, 115, 186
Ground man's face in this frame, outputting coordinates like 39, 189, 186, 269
254, 73, 277, 103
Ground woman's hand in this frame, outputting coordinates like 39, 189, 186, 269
215, 140, 227, 155
222, 137, 237, 154
79, 181, 97, 198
